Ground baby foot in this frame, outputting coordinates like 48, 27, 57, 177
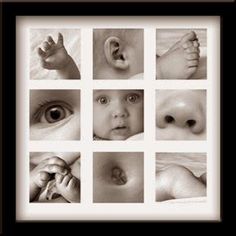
55, 173, 80, 203
38, 33, 70, 70
156, 31, 200, 79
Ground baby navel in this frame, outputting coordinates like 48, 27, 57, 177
111, 167, 127, 185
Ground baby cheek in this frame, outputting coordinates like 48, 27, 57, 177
31, 116, 80, 140
60, 117, 80, 140
130, 106, 144, 128
94, 113, 110, 135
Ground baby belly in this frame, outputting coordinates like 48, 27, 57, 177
93, 152, 144, 203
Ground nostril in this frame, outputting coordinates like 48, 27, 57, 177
186, 119, 196, 127
165, 115, 175, 123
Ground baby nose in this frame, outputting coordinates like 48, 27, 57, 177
112, 104, 128, 118
156, 93, 205, 134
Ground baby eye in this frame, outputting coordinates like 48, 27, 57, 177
33, 101, 73, 124
126, 93, 140, 104
97, 96, 109, 105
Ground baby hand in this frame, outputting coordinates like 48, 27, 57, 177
38, 33, 70, 70
30, 156, 69, 189
55, 173, 80, 203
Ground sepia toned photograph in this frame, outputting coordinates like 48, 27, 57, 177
156, 90, 206, 140
93, 29, 144, 80
156, 153, 206, 202
30, 29, 81, 80
30, 90, 80, 140
14, 14, 221, 221
156, 29, 207, 80
93, 89, 144, 140
30, 152, 80, 203
93, 152, 144, 203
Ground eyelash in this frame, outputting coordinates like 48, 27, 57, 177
96, 96, 110, 105
126, 93, 141, 104
32, 100, 73, 124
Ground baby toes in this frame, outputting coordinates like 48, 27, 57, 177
182, 41, 193, 49
187, 66, 198, 76
185, 46, 199, 54
185, 52, 199, 60
187, 60, 199, 67
193, 40, 200, 48
180, 31, 197, 45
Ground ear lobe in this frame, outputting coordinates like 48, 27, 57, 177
104, 36, 129, 70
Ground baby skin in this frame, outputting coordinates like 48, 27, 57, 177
55, 172, 80, 203
30, 156, 80, 203
156, 31, 200, 80
156, 165, 206, 201
93, 152, 144, 203
38, 33, 80, 79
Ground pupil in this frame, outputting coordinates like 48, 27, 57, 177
101, 98, 106, 103
50, 108, 61, 120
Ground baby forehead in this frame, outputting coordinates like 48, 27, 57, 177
94, 90, 143, 96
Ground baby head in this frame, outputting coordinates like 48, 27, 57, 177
30, 90, 80, 140
93, 90, 144, 140
93, 29, 144, 80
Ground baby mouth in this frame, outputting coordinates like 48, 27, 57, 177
112, 126, 129, 135
113, 126, 127, 130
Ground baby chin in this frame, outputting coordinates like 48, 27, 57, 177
109, 127, 131, 140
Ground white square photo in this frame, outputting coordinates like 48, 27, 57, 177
16, 16, 221, 221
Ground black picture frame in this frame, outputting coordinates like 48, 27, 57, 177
2, 1, 233, 233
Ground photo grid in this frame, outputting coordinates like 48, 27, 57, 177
17, 16, 220, 220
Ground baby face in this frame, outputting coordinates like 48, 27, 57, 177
30, 90, 80, 140
93, 152, 144, 203
93, 90, 144, 140
156, 90, 206, 140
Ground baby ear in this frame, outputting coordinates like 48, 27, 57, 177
104, 36, 129, 70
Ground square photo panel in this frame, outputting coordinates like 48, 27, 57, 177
30, 90, 80, 140
156, 29, 207, 80
93, 89, 144, 141
156, 89, 206, 140
30, 152, 80, 203
30, 28, 81, 80
93, 29, 144, 80
155, 152, 206, 202
93, 152, 144, 203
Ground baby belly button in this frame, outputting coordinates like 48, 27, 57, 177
111, 167, 127, 185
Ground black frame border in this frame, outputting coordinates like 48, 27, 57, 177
2, 1, 233, 233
